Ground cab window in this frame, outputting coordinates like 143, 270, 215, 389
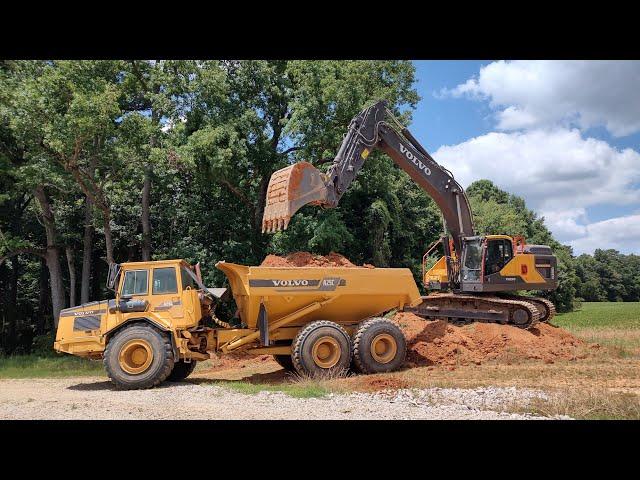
181, 267, 196, 290
153, 267, 178, 295
485, 239, 513, 275
121, 270, 148, 297
462, 239, 482, 282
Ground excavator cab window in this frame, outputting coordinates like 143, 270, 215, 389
461, 239, 483, 282
485, 239, 513, 276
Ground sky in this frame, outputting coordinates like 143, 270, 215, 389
408, 60, 640, 256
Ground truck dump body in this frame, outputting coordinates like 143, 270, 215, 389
216, 262, 422, 329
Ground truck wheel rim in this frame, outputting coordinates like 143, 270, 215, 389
371, 334, 397, 364
119, 339, 154, 374
311, 336, 341, 369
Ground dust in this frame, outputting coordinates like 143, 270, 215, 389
394, 311, 590, 367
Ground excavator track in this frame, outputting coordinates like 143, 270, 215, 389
405, 292, 543, 330
497, 294, 556, 323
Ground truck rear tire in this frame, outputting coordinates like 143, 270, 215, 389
352, 318, 406, 374
167, 360, 197, 381
273, 354, 295, 371
104, 324, 174, 390
292, 320, 351, 378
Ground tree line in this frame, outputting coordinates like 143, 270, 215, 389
0, 60, 629, 356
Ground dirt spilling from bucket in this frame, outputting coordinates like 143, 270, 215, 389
394, 311, 592, 366
260, 251, 374, 268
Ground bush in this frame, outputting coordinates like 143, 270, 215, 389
31, 333, 57, 357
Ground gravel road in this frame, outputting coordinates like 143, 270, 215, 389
0, 378, 570, 420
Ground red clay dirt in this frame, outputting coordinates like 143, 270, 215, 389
260, 252, 374, 268
394, 311, 589, 367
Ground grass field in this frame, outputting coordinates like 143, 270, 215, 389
555, 302, 640, 330
0, 354, 104, 379
554, 302, 640, 358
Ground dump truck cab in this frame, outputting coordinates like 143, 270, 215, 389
54, 259, 215, 360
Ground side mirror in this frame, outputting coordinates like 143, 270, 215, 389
107, 263, 121, 291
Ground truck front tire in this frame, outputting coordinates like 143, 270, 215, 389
104, 324, 174, 390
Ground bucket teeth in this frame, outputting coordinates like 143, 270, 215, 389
261, 161, 329, 234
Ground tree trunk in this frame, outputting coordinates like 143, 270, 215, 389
91, 247, 103, 301
142, 106, 159, 262
103, 209, 115, 265
66, 246, 77, 307
37, 257, 49, 335
0, 260, 19, 354
141, 163, 152, 261
34, 185, 66, 327
80, 155, 97, 304
255, 175, 269, 235
80, 198, 94, 304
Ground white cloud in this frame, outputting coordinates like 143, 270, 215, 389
442, 60, 640, 137
570, 214, 640, 254
539, 208, 588, 242
434, 128, 640, 212
432, 129, 640, 253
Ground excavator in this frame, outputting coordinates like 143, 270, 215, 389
261, 100, 557, 329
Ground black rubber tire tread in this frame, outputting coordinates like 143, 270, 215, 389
166, 359, 197, 381
292, 320, 351, 377
273, 354, 295, 371
104, 324, 174, 390
352, 317, 407, 374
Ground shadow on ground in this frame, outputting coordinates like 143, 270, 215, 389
66, 366, 291, 391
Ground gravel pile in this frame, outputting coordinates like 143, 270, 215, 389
0, 378, 571, 420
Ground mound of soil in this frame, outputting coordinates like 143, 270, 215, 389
261, 251, 374, 268
394, 312, 589, 366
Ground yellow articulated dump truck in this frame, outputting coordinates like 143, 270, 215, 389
54, 259, 421, 389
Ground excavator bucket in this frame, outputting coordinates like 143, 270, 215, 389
262, 161, 329, 233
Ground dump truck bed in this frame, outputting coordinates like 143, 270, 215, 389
216, 262, 422, 329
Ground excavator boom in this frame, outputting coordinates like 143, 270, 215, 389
262, 100, 474, 254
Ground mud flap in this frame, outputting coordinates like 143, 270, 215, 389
258, 303, 269, 346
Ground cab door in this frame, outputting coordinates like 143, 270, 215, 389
178, 266, 202, 327
116, 268, 150, 326
483, 238, 518, 290
149, 266, 185, 326
460, 238, 484, 292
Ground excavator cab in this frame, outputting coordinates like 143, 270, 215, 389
425, 235, 557, 293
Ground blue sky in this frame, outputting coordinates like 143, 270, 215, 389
406, 60, 640, 255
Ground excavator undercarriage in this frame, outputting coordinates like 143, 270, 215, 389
405, 293, 555, 330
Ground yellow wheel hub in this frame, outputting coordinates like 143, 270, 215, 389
370, 334, 397, 364
311, 336, 341, 369
119, 339, 154, 375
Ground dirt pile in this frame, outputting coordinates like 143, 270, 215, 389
394, 312, 590, 366
260, 252, 374, 268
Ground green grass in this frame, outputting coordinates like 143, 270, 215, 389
0, 354, 105, 379
212, 380, 329, 398
554, 302, 640, 330
553, 302, 640, 358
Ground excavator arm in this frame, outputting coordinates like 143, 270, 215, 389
262, 100, 474, 254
